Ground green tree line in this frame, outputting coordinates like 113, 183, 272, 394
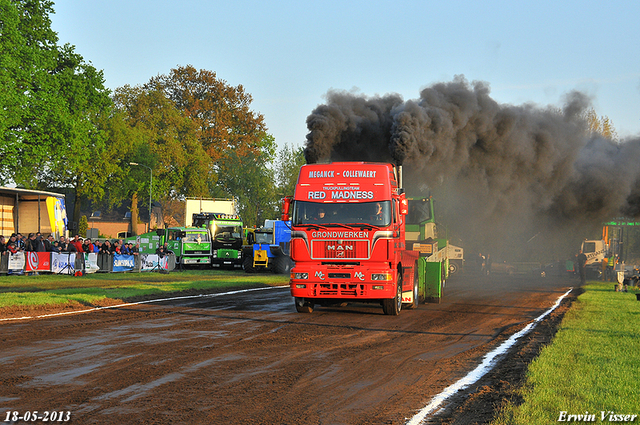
0, 0, 305, 228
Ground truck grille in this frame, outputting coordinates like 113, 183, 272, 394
311, 240, 369, 260
317, 283, 363, 297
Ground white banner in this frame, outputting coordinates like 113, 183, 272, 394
51, 253, 76, 275
84, 253, 99, 274
140, 254, 170, 272
141, 254, 160, 271
8, 252, 25, 272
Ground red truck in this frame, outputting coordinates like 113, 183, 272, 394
282, 162, 447, 315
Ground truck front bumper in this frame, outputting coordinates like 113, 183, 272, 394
289, 264, 397, 300
182, 256, 211, 265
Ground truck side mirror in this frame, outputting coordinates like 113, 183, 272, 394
282, 196, 292, 221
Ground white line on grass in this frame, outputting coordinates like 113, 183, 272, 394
0, 285, 291, 323
406, 288, 573, 425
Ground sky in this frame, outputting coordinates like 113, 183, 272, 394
50, 0, 640, 149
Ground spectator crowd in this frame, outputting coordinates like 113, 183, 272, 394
0, 233, 141, 256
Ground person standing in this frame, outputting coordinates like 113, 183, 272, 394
577, 250, 588, 285
44, 235, 55, 252
24, 233, 36, 251
34, 234, 45, 252
58, 236, 69, 252
476, 252, 485, 274
83, 238, 94, 253
100, 240, 112, 254
120, 242, 131, 255
51, 240, 62, 253
15, 233, 25, 251
70, 235, 84, 252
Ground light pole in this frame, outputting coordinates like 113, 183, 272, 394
129, 162, 152, 232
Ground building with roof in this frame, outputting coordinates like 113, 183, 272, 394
0, 187, 67, 238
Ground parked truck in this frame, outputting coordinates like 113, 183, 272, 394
124, 227, 211, 265
283, 162, 448, 315
580, 239, 613, 279
581, 240, 608, 268
192, 213, 244, 268
124, 227, 212, 266
242, 219, 293, 274
122, 211, 243, 268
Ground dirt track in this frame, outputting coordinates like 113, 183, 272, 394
0, 272, 576, 424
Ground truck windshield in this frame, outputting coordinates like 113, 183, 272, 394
406, 198, 432, 225
254, 232, 273, 244
184, 232, 210, 243
292, 201, 391, 227
214, 225, 243, 240
582, 242, 596, 253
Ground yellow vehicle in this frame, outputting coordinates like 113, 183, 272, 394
242, 220, 293, 274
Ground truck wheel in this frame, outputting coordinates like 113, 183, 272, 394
382, 273, 402, 316
409, 267, 419, 309
242, 256, 255, 273
449, 261, 459, 275
295, 297, 313, 313
274, 256, 293, 274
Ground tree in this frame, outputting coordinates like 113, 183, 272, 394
0, 0, 112, 228
0, 0, 59, 185
130, 192, 139, 235
148, 65, 268, 164
585, 108, 618, 141
216, 134, 278, 227
110, 66, 270, 225
42, 45, 112, 226
274, 144, 306, 197
110, 84, 212, 218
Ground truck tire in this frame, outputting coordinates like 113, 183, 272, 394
295, 297, 313, 313
449, 261, 459, 275
409, 267, 419, 309
274, 256, 293, 275
242, 256, 255, 273
382, 273, 402, 316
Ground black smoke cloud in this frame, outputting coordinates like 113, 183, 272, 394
304, 76, 640, 262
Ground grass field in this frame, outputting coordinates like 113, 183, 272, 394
0, 269, 290, 309
492, 281, 640, 424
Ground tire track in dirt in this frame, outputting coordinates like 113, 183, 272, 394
0, 274, 576, 424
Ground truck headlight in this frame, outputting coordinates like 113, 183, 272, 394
292, 272, 308, 280
371, 273, 392, 281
